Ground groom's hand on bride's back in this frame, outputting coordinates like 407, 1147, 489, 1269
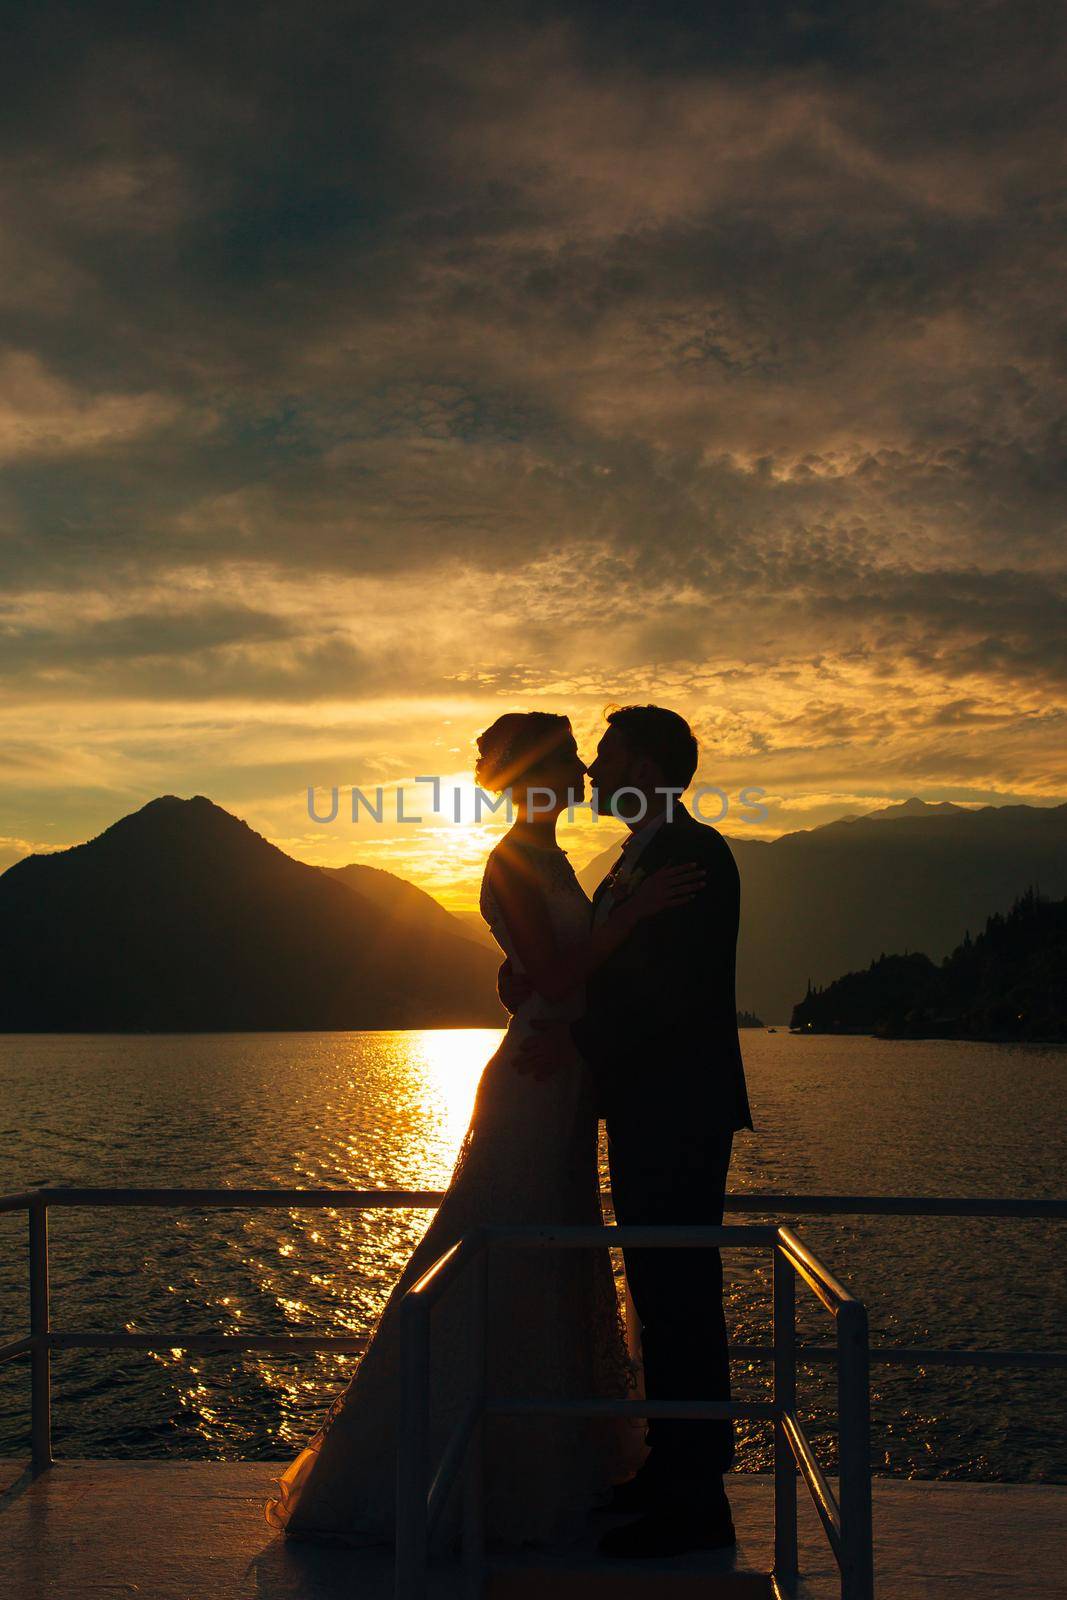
497, 958, 534, 1014
514, 1018, 568, 1080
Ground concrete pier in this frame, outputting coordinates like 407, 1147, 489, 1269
2, 1460, 1063, 1598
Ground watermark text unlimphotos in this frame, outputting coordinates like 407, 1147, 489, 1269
306, 780, 768, 826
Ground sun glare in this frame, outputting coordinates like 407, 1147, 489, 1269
413, 1027, 503, 1147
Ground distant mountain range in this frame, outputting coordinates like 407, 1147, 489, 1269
790, 888, 1067, 1041
3, 792, 1064, 1033
0, 797, 503, 1031
578, 797, 1067, 1021
319, 860, 490, 949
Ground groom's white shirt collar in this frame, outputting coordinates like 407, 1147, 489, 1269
619, 800, 682, 862
594, 804, 679, 924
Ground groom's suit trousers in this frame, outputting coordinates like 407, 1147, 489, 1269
606, 1110, 735, 1483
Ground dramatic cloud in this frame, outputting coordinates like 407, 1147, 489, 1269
0, 0, 1064, 893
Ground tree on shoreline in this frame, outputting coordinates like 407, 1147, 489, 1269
790, 888, 1067, 1041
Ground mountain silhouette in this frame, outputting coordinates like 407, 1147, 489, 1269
0, 797, 503, 1031
859, 798, 966, 821
791, 888, 1067, 1040
321, 861, 487, 945
578, 798, 1067, 1021
8, 792, 1066, 1032
321, 864, 499, 953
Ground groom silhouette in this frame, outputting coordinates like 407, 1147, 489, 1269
505, 704, 754, 1558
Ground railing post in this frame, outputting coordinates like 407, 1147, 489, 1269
396, 1297, 430, 1600
837, 1301, 874, 1600
773, 1243, 798, 1593
462, 1246, 488, 1600
29, 1196, 52, 1474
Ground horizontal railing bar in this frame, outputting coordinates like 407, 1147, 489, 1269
733, 1342, 1067, 1370
733, 1195, 1067, 1219
485, 1223, 778, 1247
48, 1332, 369, 1354
486, 1397, 779, 1420
776, 1228, 856, 1314
782, 1411, 842, 1561
31, 1332, 1062, 1367
7, 1188, 1064, 1218
21, 1187, 448, 1209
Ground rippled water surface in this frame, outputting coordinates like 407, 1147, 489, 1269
1, 1030, 1064, 1480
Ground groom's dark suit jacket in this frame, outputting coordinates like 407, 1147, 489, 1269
570, 804, 754, 1134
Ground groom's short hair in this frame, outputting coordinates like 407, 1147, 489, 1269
605, 704, 699, 789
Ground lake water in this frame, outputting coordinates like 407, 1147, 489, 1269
1, 1030, 1064, 1481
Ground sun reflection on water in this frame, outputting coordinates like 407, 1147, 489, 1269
409, 1027, 503, 1150
4, 1031, 1065, 1475
137, 1028, 509, 1452
245, 1028, 505, 1448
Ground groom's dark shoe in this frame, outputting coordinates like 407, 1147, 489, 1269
597, 1505, 737, 1559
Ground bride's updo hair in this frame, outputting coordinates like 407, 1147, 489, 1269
475, 712, 572, 794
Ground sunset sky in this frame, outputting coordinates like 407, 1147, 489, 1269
1, 1, 1064, 909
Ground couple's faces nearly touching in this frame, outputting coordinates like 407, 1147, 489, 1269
514, 725, 660, 818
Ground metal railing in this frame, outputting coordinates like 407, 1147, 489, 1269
2, 1188, 1065, 1592
395, 1221, 873, 1600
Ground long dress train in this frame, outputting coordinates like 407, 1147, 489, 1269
264, 838, 644, 1549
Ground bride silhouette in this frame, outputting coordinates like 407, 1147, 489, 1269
264, 712, 704, 1550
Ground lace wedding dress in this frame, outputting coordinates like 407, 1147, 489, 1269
265, 839, 644, 1550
